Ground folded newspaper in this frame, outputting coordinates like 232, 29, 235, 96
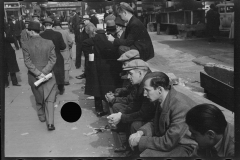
34, 73, 52, 87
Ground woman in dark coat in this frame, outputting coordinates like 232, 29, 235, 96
82, 28, 123, 117
40, 18, 66, 94
4, 26, 21, 87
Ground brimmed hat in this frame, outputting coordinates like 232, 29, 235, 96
32, 14, 40, 18
118, 50, 140, 62
28, 21, 41, 31
123, 59, 149, 70
119, 2, 134, 14
79, 20, 85, 24
53, 20, 62, 27
83, 15, 91, 20
42, 17, 53, 25
115, 16, 125, 27
106, 20, 116, 32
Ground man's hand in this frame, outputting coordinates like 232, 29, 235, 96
107, 34, 115, 42
129, 131, 144, 150
105, 92, 115, 103
107, 112, 122, 125
37, 73, 46, 80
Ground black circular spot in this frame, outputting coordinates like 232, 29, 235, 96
61, 102, 82, 123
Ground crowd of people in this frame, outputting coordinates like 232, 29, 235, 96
3, 2, 234, 158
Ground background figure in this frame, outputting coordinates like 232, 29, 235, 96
90, 9, 99, 28
9, 15, 23, 50
20, 20, 30, 43
53, 20, 74, 85
105, 8, 116, 23
229, 13, 234, 42
40, 18, 66, 95
4, 30, 21, 88
206, 4, 220, 42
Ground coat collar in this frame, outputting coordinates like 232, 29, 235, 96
161, 87, 177, 113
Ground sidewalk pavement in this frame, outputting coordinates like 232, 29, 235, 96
4, 31, 234, 157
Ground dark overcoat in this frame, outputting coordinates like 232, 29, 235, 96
3, 36, 20, 73
9, 20, 23, 36
113, 16, 154, 61
22, 35, 57, 103
40, 29, 66, 85
82, 30, 123, 98
206, 9, 220, 36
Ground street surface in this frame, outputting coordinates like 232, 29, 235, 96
4, 30, 234, 157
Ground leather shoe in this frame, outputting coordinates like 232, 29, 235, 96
59, 88, 65, 95
64, 82, 70, 85
96, 111, 108, 117
47, 124, 55, 131
13, 83, 21, 86
38, 116, 46, 122
76, 74, 86, 79
114, 146, 127, 152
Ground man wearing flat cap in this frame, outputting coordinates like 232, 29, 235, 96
128, 72, 197, 157
107, 2, 154, 61
106, 59, 156, 156
82, 21, 122, 117
40, 17, 66, 95
22, 21, 57, 131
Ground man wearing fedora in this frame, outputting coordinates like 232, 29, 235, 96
82, 26, 122, 117
105, 8, 116, 24
9, 15, 23, 50
20, 20, 30, 43
40, 17, 66, 95
107, 2, 154, 61
90, 9, 99, 28
53, 20, 74, 85
22, 21, 57, 131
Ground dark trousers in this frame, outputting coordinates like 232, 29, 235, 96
58, 84, 65, 92
94, 97, 104, 112
5, 72, 18, 86
75, 43, 83, 68
14, 35, 21, 49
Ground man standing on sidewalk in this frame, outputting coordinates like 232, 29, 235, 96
22, 21, 57, 131
40, 18, 66, 95
9, 15, 23, 50
107, 2, 154, 61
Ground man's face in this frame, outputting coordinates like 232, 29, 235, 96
189, 127, 213, 149
127, 69, 141, 85
144, 79, 161, 102
118, 11, 128, 22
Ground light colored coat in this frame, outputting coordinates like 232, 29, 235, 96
54, 27, 74, 71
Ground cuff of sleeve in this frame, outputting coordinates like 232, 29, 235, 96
120, 114, 127, 123
138, 136, 148, 152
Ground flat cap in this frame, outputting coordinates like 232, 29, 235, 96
120, 2, 134, 14
123, 59, 149, 70
83, 15, 91, 20
118, 50, 140, 62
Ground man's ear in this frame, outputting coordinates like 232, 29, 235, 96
206, 130, 216, 139
157, 86, 162, 94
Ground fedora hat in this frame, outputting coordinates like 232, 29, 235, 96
32, 14, 39, 18
115, 16, 125, 27
83, 15, 91, 20
28, 21, 41, 31
53, 20, 62, 27
106, 20, 116, 32
123, 59, 149, 70
42, 17, 53, 25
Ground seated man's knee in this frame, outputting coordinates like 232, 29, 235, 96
130, 121, 144, 134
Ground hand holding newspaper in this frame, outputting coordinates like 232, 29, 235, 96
34, 73, 52, 87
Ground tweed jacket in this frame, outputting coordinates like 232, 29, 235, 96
138, 87, 197, 152
85, 22, 97, 38
20, 29, 30, 43
113, 15, 154, 61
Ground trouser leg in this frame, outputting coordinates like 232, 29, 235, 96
14, 36, 19, 49
10, 72, 18, 85
16, 35, 21, 48
75, 43, 81, 68
4, 71, 9, 86
45, 101, 54, 125
36, 103, 45, 117
94, 97, 103, 112
58, 84, 65, 92
65, 70, 69, 83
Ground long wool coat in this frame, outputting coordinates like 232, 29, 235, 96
54, 27, 74, 71
40, 29, 66, 85
113, 15, 154, 61
22, 35, 57, 103
82, 30, 123, 98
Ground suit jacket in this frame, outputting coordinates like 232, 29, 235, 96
113, 15, 154, 61
22, 35, 57, 102
82, 30, 122, 98
20, 29, 30, 43
40, 29, 66, 85
138, 87, 197, 152
10, 20, 23, 36
54, 27, 74, 71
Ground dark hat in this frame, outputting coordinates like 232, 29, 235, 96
106, 20, 116, 32
32, 14, 40, 18
28, 21, 41, 31
79, 20, 85, 24
123, 59, 149, 70
105, 6, 110, 10
119, 2, 134, 14
115, 16, 125, 27
53, 20, 62, 27
83, 15, 91, 20
42, 17, 53, 25
109, 8, 113, 14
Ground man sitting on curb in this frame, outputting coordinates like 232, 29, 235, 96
129, 72, 197, 157
106, 59, 156, 155
186, 103, 234, 157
